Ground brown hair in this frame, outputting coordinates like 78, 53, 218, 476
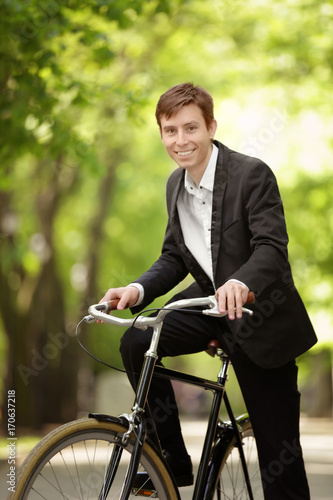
155, 83, 214, 129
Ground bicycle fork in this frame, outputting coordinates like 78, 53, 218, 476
98, 443, 124, 500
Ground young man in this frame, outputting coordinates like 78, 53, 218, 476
99, 83, 317, 499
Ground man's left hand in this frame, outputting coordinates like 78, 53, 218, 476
216, 281, 249, 320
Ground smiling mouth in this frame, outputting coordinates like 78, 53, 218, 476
176, 150, 195, 157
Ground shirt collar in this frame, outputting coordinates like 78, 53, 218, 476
184, 143, 219, 193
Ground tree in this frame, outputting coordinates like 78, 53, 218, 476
281, 172, 333, 417
0, 0, 184, 429
1, 0, 333, 430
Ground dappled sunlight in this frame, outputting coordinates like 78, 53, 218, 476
1, 0, 332, 435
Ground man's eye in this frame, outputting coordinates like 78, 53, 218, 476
188, 126, 196, 131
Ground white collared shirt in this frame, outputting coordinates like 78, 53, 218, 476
177, 144, 218, 285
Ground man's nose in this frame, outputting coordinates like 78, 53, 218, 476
176, 131, 188, 145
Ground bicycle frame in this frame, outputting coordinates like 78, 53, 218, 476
90, 343, 254, 500
87, 298, 255, 500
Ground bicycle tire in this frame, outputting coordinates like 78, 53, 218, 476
208, 417, 264, 500
10, 417, 179, 500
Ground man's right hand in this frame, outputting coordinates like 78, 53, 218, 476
99, 286, 140, 311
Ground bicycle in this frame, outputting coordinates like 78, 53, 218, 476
11, 295, 264, 500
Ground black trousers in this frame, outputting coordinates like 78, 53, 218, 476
120, 302, 311, 500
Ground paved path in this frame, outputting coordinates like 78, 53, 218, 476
0, 417, 332, 499
180, 417, 333, 500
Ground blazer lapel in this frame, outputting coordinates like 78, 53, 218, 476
211, 142, 229, 282
169, 171, 190, 253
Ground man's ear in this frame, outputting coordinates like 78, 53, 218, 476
209, 119, 218, 139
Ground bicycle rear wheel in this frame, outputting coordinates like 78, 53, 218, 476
11, 417, 179, 500
212, 418, 264, 500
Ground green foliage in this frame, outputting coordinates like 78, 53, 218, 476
1, 0, 333, 426
281, 172, 333, 347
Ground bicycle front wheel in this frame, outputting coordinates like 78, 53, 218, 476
11, 417, 179, 500
212, 419, 264, 500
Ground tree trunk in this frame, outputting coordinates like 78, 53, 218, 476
1, 163, 79, 430
76, 158, 119, 415
1, 154, 120, 430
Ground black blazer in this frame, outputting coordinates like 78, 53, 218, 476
132, 141, 317, 368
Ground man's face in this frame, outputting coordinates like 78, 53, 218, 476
160, 103, 217, 183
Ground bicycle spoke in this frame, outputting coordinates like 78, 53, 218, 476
32, 467, 73, 500
30, 486, 51, 500
214, 425, 264, 500
85, 439, 97, 499
60, 447, 84, 498
47, 460, 70, 499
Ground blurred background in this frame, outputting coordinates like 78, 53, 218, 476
0, 0, 332, 439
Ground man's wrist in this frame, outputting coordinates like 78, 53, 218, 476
127, 283, 144, 306
226, 279, 249, 291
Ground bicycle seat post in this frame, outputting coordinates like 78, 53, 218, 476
206, 339, 231, 386
218, 351, 231, 387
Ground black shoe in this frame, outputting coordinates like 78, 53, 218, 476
132, 451, 193, 491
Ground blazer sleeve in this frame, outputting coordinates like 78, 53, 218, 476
227, 158, 290, 296
131, 222, 189, 310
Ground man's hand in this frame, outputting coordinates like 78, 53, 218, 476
216, 281, 250, 320
99, 286, 140, 312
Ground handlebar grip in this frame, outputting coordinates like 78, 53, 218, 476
96, 299, 121, 313
110, 298, 121, 309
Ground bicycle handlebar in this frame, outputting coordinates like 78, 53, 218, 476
85, 293, 254, 330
